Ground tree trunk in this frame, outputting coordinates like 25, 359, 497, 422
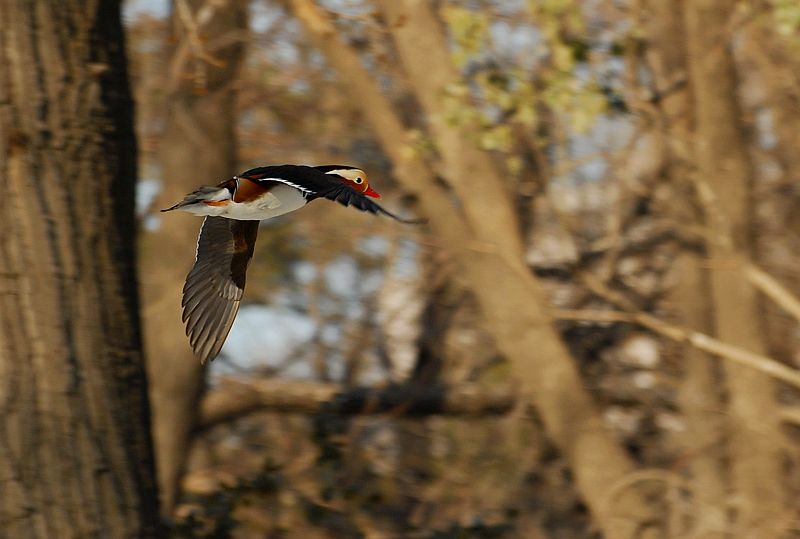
671, 256, 728, 537
739, 24, 800, 363
642, 1, 728, 536
291, 1, 658, 537
0, 1, 160, 536
685, 1, 784, 534
140, 0, 247, 515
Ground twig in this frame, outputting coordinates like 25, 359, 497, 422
669, 218, 800, 326
553, 307, 800, 389
600, 468, 686, 530
168, 0, 229, 94
743, 262, 800, 324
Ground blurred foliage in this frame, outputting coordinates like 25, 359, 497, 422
774, 0, 800, 35
443, 6, 489, 68
441, 0, 607, 163
125, 0, 800, 536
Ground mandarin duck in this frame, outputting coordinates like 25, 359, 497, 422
162, 164, 422, 364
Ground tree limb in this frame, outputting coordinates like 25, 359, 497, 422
199, 378, 516, 429
199, 376, 800, 430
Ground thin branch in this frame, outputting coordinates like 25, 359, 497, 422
743, 262, 800, 324
554, 307, 800, 389
168, 0, 229, 94
600, 468, 687, 528
671, 219, 800, 325
781, 407, 800, 427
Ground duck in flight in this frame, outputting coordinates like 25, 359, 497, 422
162, 164, 423, 364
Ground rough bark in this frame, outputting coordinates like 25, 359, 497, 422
684, 1, 784, 534
290, 1, 657, 537
140, 0, 247, 514
0, 1, 160, 536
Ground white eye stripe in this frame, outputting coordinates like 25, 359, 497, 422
324, 169, 367, 183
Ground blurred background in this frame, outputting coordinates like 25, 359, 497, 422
3, 0, 800, 537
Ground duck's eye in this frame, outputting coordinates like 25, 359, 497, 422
354, 177, 364, 184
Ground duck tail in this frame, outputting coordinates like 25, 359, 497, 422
161, 186, 231, 212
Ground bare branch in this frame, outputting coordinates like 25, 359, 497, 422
199, 374, 800, 432
743, 262, 800, 324
780, 407, 800, 427
168, 0, 230, 93
198, 378, 516, 429
554, 307, 800, 390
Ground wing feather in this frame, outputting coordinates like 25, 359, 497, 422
181, 217, 259, 363
315, 184, 426, 224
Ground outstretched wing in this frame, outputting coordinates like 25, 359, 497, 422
314, 184, 426, 224
182, 217, 259, 363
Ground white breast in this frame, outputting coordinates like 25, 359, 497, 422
222, 183, 308, 221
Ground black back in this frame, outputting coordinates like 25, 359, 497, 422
237, 164, 425, 224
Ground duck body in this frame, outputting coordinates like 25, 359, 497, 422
177, 180, 308, 221
161, 164, 422, 364
164, 164, 390, 221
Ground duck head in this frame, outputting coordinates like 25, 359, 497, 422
321, 166, 381, 198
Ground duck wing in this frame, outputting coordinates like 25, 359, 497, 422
314, 183, 426, 224
182, 217, 259, 363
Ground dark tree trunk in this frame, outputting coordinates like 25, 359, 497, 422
0, 1, 159, 537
